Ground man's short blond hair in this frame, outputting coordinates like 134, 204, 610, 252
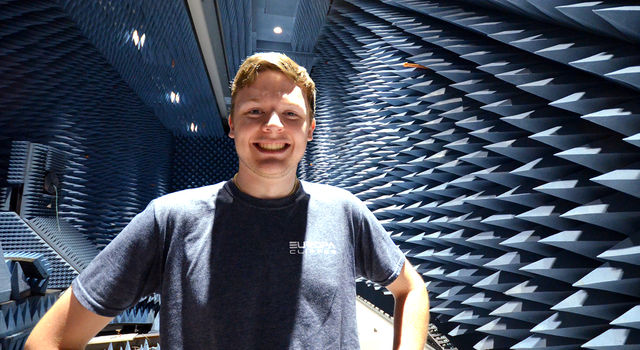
230, 52, 316, 120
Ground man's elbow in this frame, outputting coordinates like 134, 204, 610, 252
25, 336, 81, 350
24, 340, 41, 350
24, 337, 58, 350
407, 269, 429, 312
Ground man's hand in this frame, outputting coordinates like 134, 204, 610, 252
25, 286, 113, 350
386, 259, 430, 350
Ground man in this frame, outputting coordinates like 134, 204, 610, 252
26, 52, 429, 349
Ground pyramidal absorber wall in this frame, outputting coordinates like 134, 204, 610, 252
0, 0, 169, 341
303, 0, 640, 349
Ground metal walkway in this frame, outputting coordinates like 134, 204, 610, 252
357, 297, 442, 350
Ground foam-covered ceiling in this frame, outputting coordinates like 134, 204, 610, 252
52, 0, 333, 137
54, 0, 226, 137
3, 0, 331, 138
213, 0, 332, 81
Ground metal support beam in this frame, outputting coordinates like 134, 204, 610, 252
185, 0, 231, 118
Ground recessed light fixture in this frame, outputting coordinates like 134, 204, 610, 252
132, 30, 140, 45
170, 91, 180, 103
188, 122, 198, 133
132, 29, 146, 49
273, 26, 283, 34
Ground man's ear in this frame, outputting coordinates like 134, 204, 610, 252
307, 118, 316, 141
228, 116, 235, 139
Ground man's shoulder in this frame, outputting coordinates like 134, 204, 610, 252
302, 181, 351, 195
301, 181, 361, 205
152, 182, 227, 213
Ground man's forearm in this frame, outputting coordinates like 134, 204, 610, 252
392, 286, 430, 350
25, 287, 113, 350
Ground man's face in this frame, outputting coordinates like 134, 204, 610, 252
228, 70, 315, 179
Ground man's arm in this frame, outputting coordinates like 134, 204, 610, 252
25, 286, 113, 350
386, 259, 429, 350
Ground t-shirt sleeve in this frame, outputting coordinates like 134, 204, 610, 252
353, 198, 405, 286
72, 200, 163, 317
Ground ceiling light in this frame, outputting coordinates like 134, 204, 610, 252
273, 26, 283, 34
132, 30, 146, 50
132, 30, 139, 46
170, 91, 180, 104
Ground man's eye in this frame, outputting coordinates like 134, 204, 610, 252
286, 112, 299, 118
248, 109, 262, 115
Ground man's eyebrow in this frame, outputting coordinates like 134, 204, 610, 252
281, 102, 306, 109
237, 97, 262, 104
237, 99, 305, 110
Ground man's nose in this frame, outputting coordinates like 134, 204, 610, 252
264, 112, 284, 130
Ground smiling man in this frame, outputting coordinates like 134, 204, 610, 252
26, 52, 429, 349
229, 66, 315, 198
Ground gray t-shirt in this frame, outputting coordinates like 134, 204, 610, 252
72, 180, 405, 349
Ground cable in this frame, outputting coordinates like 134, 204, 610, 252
53, 184, 61, 234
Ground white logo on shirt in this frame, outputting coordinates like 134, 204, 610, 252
289, 241, 337, 255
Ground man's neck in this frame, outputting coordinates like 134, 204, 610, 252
233, 170, 299, 199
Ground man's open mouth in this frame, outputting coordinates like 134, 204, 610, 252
255, 143, 289, 151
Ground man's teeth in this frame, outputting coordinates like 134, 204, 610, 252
258, 143, 286, 150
